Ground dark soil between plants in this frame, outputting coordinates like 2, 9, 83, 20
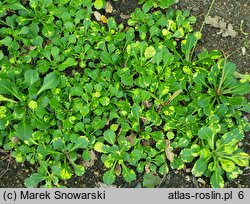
0, 0, 249, 188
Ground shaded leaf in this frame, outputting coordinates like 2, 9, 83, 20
142, 172, 161, 188
16, 118, 33, 140
24, 173, 44, 187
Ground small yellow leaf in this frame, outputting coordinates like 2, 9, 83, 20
101, 15, 108, 23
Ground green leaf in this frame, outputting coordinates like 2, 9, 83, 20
0, 51, 3, 60
229, 83, 250, 95
24, 70, 39, 85
158, 0, 176, 9
223, 62, 236, 80
16, 118, 33, 140
100, 51, 113, 64
231, 152, 249, 167
181, 32, 199, 60
61, 162, 72, 179
24, 173, 44, 187
0, 79, 23, 101
131, 104, 141, 122
58, 57, 77, 71
142, 172, 161, 188
122, 164, 136, 182
103, 168, 116, 185
144, 46, 156, 59
171, 157, 184, 170
94, 0, 104, 10
219, 158, 236, 172
72, 163, 85, 176
94, 142, 105, 153
70, 136, 89, 152
180, 149, 194, 162
0, 94, 17, 103
103, 129, 116, 145
37, 72, 60, 96
2, 1, 28, 11
192, 156, 211, 177
198, 127, 213, 143
210, 170, 224, 188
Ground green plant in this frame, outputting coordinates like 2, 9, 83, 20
0, 0, 249, 188
191, 127, 249, 188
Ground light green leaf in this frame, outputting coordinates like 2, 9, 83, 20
144, 46, 156, 59
37, 72, 60, 96
219, 158, 236, 172
94, 0, 104, 10
0, 79, 23, 101
0, 94, 17, 103
94, 142, 106, 153
60, 163, 72, 179
231, 152, 249, 167
58, 57, 77, 71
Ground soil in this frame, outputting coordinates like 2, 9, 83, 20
0, 0, 249, 188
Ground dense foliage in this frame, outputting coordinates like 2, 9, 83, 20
0, 0, 249, 188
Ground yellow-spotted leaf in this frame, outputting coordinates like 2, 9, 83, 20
192, 156, 211, 177
122, 164, 136, 182
210, 170, 224, 188
144, 46, 156, 59
60, 165, 72, 180
231, 152, 249, 167
226, 167, 241, 180
219, 158, 236, 172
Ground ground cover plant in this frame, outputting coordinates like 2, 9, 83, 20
0, 0, 249, 188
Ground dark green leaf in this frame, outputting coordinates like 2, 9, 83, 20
24, 173, 44, 187
16, 118, 33, 140
142, 172, 161, 188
